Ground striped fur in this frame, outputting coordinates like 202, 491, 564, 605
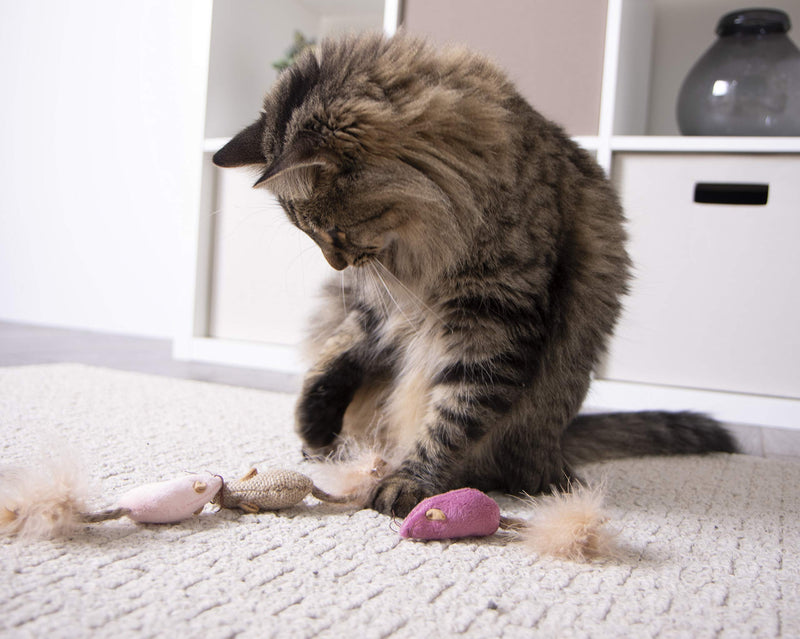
214, 33, 737, 517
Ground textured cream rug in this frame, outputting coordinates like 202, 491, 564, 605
1, 364, 798, 638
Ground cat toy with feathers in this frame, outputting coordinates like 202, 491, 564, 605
0, 449, 616, 562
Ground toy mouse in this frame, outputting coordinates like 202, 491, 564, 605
0, 465, 352, 538
399, 486, 617, 561
1, 456, 616, 561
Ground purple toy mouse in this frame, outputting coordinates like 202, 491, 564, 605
399, 487, 501, 540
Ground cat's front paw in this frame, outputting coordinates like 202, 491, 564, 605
370, 473, 431, 517
300, 442, 340, 461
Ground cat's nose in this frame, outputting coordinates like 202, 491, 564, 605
318, 243, 349, 271
311, 227, 350, 270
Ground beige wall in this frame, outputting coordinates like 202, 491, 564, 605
403, 0, 609, 136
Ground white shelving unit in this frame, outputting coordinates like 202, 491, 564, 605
610, 135, 800, 153
176, 0, 392, 376
176, 0, 800, 430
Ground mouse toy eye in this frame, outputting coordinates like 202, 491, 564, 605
425, 508, 447, 521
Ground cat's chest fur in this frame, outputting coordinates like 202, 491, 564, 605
357, 272, 445, 454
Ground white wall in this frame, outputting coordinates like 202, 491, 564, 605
0, 0, 210, 338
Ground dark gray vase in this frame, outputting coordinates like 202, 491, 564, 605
677, 8, 800, 136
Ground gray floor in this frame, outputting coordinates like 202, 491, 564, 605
0, 321, 301, 393
1, 320, 797, 461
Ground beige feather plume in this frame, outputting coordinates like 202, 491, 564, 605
519, 482, 618, 561
0, 456, 89, 540
305, 439, 400, 507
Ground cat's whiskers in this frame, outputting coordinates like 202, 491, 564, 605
363, 266, 391, 319
373, 259, 446, 325
208, 206, 289, 246
208, 203, 279, 219
370, 263, 420, 335
285, 242, 325, 275
340, 271, 348, 317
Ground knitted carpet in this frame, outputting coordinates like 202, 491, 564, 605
1, 364, 797, 638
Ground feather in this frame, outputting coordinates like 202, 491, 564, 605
305, 439, 399, 506
519, 482, 618, 561
0, 456, 89, 540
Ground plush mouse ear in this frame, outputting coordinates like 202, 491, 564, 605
255, 131, 333, 199
212, 119, 265, 168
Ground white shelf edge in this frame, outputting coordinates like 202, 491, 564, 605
571, 136, 600, 152
172, 335, 799, 431
204, 137, 230, 153
383, 0, 400, 35
175, 0, 214, 361
611, 135, 800, 154
596, 0, 623, 172
588, 379, 800, 430
173, 336, 307, 375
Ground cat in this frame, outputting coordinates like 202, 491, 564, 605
213, 33, 738, 517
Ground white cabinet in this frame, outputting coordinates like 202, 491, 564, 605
605, 153, 800, 399
176, 0, 800, 429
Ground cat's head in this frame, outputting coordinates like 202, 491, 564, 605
213, 34, 514, 279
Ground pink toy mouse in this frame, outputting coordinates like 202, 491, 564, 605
113, 472, 223, 523
399, 488, 501, 540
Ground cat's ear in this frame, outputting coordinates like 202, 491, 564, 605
212, 119, 265, 168
255, 131, 333, 199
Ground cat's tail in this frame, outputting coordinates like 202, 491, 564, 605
562, 411, 739, 466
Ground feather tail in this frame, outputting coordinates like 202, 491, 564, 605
513, 482, 618, 561
305, 439, 399, 507
0, 457, 90, 540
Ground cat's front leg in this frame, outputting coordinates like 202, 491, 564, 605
369, 470, 433, 518
369, 359, 518, 516
296, 353, 364, 457
295, 313, 371, 457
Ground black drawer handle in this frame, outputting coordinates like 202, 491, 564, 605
694, 182, 769, 205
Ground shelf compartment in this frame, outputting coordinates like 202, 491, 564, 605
402, 0, 614, 137
204, 0, 384, 139
605, 152, 800, 399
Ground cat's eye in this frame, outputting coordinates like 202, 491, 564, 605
328, 227, 347, 249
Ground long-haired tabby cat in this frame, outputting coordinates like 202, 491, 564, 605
213, 33, 737, 517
